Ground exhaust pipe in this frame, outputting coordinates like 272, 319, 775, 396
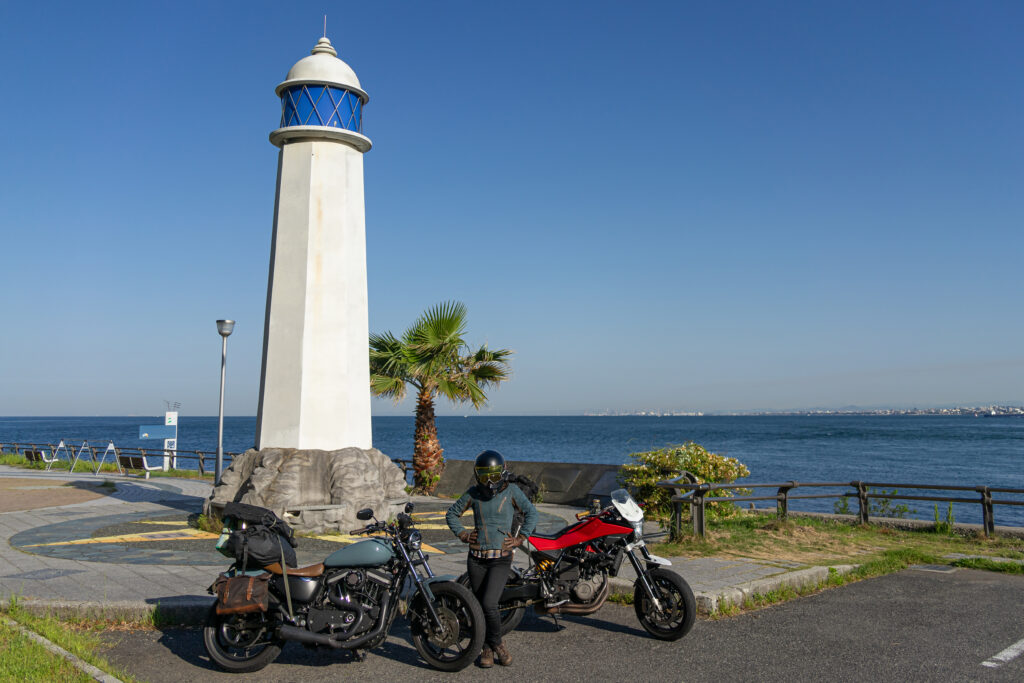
277, 594, 392, 650
534, 577, 611, 616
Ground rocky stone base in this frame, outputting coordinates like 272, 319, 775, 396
203, 447, 407, 534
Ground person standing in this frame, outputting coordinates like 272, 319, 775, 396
446, 450, 538, 667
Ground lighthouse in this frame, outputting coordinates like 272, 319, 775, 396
255, 36, 373, 451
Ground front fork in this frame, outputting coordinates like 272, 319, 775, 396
395, 541, 445, 632
624, 544, 664, 613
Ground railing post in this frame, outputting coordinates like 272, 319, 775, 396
198, 451, 205, 475
671, 496, 682, 541
855, 481, 870, 524
777, 482, 795, 520
692, 486, 707, 537
979, 487, 994, 537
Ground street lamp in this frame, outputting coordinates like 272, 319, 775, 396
215, 319, 235, 486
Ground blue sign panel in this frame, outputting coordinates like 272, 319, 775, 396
139, 425, 176, 440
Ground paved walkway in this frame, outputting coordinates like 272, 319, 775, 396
0, 467, 835, 617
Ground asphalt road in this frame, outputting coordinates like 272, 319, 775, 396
101, 568, 1024, 682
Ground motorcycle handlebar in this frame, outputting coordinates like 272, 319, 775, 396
350, 527, 367, 535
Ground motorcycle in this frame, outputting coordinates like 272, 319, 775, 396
460, 488, 696, 640
204, 503, 485, 673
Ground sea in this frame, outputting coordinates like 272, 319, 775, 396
1, 415, 1022, 527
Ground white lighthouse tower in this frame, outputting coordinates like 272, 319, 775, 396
255, 36, 373, 451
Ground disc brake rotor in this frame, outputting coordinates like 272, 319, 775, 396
426, 606, 460, 648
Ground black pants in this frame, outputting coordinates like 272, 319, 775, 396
466, 553, 513, 648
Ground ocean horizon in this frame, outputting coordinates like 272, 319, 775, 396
2, 414, 1022, 526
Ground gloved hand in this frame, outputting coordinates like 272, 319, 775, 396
501, 534, 526, 551
458, 530, 477, 544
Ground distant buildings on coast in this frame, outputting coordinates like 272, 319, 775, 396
584, 405, 1024, 417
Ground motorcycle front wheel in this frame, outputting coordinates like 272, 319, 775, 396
410, 581, 486, 672
633, 568, 696, 641
202, 604, 283, 673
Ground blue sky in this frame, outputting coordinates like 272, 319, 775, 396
1, 1, 1021, 416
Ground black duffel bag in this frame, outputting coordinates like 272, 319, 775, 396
224, 525, 297, 569
221, 502, 297, 569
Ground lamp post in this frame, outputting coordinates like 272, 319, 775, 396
215, 320, 235, 486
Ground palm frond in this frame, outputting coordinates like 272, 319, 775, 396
409, 301, 468, 350
369, 374, 408, 401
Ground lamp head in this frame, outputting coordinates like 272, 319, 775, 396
216, 320, 235, 337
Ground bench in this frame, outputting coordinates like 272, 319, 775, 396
118, 454, 162, 479
23, 448, 58, 469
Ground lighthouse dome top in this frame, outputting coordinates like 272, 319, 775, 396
276, 37, 368, 103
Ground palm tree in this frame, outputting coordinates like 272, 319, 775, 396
369, 301, 512, 493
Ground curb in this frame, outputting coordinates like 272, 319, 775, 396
609, 564, 858, 613
17, 596, 214, 626
2, 614, 124, 682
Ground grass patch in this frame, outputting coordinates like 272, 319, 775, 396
0, 452, 214, 479
2, 597, 140, 681
652, 512, 1024, 568
951, 557, 1024, 574
0, 618, 94, 682
607, 591, 634, 605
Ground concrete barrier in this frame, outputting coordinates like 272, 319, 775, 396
435, 458, 621, 506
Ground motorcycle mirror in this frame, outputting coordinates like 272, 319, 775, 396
356, 508, 374, 521
404, 502, 415, 514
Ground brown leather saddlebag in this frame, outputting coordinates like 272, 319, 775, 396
212, 573, 271, 615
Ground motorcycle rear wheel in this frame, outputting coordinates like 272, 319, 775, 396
633, 568, 696, 641
202, 605, 283, 673
457, 572, 525, 635
410, 581, 485, 672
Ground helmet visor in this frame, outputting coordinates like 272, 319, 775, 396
475, 465, 504, 485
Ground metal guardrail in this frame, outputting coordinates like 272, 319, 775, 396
0, 441, 240, 475
657, 474, 1024, 539
1, 441, 416, 482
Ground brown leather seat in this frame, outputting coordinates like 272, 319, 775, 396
264, 562, 324, 577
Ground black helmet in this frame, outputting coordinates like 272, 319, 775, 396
474, 450, 506, 493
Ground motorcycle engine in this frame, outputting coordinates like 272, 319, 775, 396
308, 568, 388, 637
571, 573, 605, 603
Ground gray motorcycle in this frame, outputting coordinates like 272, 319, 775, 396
203, 503, 485, 673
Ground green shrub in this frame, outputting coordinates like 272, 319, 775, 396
934, 502, 955, 534
618, 442, 750, 523
834, 488, 916, 519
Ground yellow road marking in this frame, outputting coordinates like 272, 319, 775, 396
25, 528, 218, 547
309, 533, 446, 555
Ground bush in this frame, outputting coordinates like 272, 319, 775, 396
834, 488, 916, 519
618, 442, 750, 523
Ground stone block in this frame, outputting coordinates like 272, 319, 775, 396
204, 447, 406, 534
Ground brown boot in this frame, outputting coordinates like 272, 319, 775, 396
479, 646, 494, 668
494, 642, 512, 666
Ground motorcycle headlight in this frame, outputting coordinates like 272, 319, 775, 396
631, 520, 643, 540
407, 530, 422, 551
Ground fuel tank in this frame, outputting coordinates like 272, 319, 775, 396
324, 537, 394, 568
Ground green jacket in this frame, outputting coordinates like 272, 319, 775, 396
446, 483, 539, 551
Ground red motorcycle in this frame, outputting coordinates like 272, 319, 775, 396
460, 489, 695, 640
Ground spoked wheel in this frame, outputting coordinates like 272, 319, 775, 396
202, 605, 283, 673
633, 568, 696, 641
457, 571, 525, 636
410, 581, 485, 672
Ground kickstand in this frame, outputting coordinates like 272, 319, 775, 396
550, 612, 565, 631
352, 650, 367, 663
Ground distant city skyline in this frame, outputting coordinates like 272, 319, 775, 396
1, 2, 1021, 417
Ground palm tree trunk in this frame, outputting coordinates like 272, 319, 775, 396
413, 387, 444, 493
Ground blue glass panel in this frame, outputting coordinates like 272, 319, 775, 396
279, 86, 362, 131
310, 86, 331, 125
299, 87, 317, 124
